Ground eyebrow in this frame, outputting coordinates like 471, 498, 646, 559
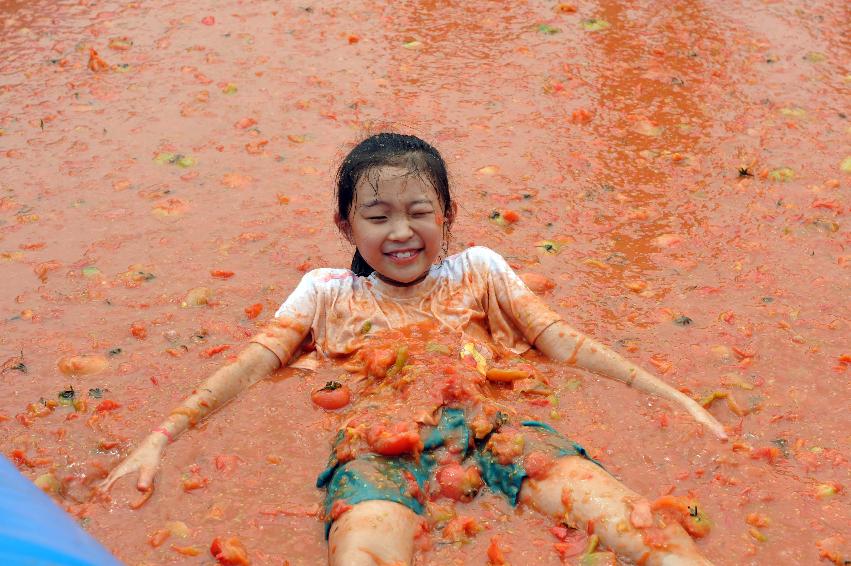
359, 198, 434, 209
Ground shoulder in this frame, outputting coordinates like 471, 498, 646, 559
296, 268, 357, 290
435, 247, 514, 288
451, 246, 511, 272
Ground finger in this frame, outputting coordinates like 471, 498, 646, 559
97, 466, 127, 493
137, 464, 157, 492
700, 414, 728, 441
129, 487, 153, 510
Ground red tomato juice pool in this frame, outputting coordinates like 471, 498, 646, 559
0, 0, 848, 564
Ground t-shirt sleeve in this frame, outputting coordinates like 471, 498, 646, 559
249, 269, 322, 365
472, 247, 562, 350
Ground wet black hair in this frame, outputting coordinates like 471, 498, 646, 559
335, 133, 453, 276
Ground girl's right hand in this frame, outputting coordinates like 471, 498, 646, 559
98, 432, 167, 499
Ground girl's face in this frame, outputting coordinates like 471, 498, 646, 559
340, 165, 450, 285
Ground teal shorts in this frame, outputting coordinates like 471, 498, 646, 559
316, 408, 600, 530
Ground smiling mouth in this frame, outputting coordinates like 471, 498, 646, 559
385, 248, 422, 260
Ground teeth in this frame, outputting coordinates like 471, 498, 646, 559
390, 250, 417, 258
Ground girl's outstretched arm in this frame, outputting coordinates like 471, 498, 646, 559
534, 320, 727, 440
99, 338, 291, 496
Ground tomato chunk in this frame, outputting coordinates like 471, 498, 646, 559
366, 422, 423, 456
210, 536, 250, 566
311, 382, 351, 410
436, 463, 483, 502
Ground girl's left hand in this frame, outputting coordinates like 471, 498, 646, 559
681, 397, 727, 441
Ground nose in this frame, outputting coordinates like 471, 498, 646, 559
388, 216, 414, 241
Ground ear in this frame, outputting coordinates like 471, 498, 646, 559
335, 213, 354, 244
446, 201, 458, 226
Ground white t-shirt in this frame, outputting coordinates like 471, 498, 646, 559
250, 246, 561, 364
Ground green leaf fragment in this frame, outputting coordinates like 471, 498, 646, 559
360, 320, 372, 334
394, 345, 409, 371
58, 387, 75, 405
536, 240, 562, 254
489, 211, 507, 227
580, 552, 618, 566
222, 83, 238, 95
402, 40, 422, 49
154, 152, 196, 168
582, 18, 611, 32
779, 107, 806, 118
564, 378, 582, 391
815, 483, 837, 499
81, 266, 101, 278
34, 473, 61, 494
175, 155, 196, 168
803, 51, 826, 63
771, 438, 790, 457
154, 152, 176, 165
538, 24, 561, 35
425, 342, 451, 355
583, 534, 601, 554
768, 167, 795, 181
840, 156, 851, 173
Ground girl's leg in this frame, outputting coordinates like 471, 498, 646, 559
328, 500, 421, 566
519, 456, 714, 566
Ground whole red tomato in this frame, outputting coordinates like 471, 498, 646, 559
311, 381, 351, 410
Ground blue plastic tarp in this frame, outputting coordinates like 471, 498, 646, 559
0, 456, 123, 566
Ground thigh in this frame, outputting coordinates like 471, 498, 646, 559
328, 500, 422, 566
475, 420, 598, 505
519, 456, 714, 566
319, 454, 431, 528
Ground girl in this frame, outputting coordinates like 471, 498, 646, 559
101, 133, 726, 565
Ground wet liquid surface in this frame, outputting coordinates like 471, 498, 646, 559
1, 0, 849, 564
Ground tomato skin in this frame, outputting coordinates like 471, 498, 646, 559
552, 525, 588, 557
442, 516, 482, 542
650, 496, 712, 538
365, 348, 397, 378
95, 399, 121, 413
148, 529, 171, 548
210, 536, 249, 566
243, 303, 263, 319
366, 422, 423, 456
436, 463, 482, 501
311, 384, 351, 410
330, 499, 353, 520
502, 210, 520, 223
371, 431, 422, 456
487, 536, 508, 564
